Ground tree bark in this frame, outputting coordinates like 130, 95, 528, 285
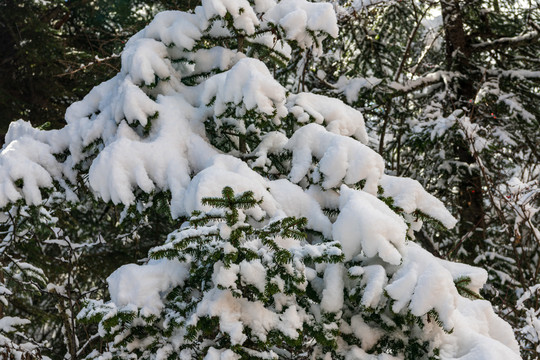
440, 0, 485, 259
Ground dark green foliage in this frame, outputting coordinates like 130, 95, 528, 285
82, 187, 344, 359
340, 268, 441, 359
0, 181, 179, 358
454, 276, 483, 300
0, 0, 196, 143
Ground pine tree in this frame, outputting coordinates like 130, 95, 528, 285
0, 0, 526, 359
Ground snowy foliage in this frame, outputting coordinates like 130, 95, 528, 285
306, 1, 539, 358
0, 0, 529, 359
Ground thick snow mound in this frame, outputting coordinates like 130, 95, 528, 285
380, 174, 458, 228
287, 92, 369, 144
286, 124, 384, 194
107, 259, 189, 315
333, 185, 406, 263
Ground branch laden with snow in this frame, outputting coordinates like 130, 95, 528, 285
0, 0, 525, 359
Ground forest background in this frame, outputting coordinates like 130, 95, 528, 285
0, 0, 538, 359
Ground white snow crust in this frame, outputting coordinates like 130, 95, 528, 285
380, 174, 458, 228
107, 259, 189, 315
0, 317, 31, 333
286, 124, 384, 194
333, 185, 406, 263
264, 0, 338, 53
287, 92, 369, 144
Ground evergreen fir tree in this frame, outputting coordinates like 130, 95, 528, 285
0, 0, 527, 359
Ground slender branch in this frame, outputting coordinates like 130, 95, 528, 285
379, 2, 432, 154
471, 25, 540, 52
55, 53, 122, 77
393, 2, 430, 82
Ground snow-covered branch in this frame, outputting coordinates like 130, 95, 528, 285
472, 26, 540, 52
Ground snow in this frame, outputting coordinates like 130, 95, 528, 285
287, 92, 369, 144
121, 38, 172, 86
249, 33, 292, 59
286, 124, 384, 193
239, 259, 267, 293
516, 285, 540, 310
0, 0, 525, 358
386, 243, 457, 330
389, 71, 459, 93
202, 0, 259, 35
112, 77, 159, 127
334, 76, 382, 104
0, 317, 31, 333
0, 135, 62, 207
489, 69, 540, 80
438, 258, 488, 294
0, 2, 340, 214
193, 288, 305, 345
204, 347, 240, 360
251, 131, 289, 169
188, 47, 245, 78
214, 261, 240, 289
107, 259, 189, 315
438, 297, 521, 360
380, 174, 458, 228
145, 11, 203, 50
4, 119, 68, 154
264, 0, 338, 52
254, 0, 276, 13
0, 284, 11, 307
349, 315, 384, 350
320, 264, 344, 313
198, 58, 288, 117
333, 186, 406, 264
86, 93, 214, 217
182, 155, 277, 219
359, 265, 387, 308
268, 179, 332, 238
472, 29, 539, 50
516, 285, 540, 352
384, 242, 521, 360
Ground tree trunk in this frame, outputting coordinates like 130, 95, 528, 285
440, 0, 485, 259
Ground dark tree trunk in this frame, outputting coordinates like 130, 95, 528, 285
440, 0, 485, 259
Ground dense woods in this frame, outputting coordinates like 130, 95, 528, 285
0, 0, 538, 359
